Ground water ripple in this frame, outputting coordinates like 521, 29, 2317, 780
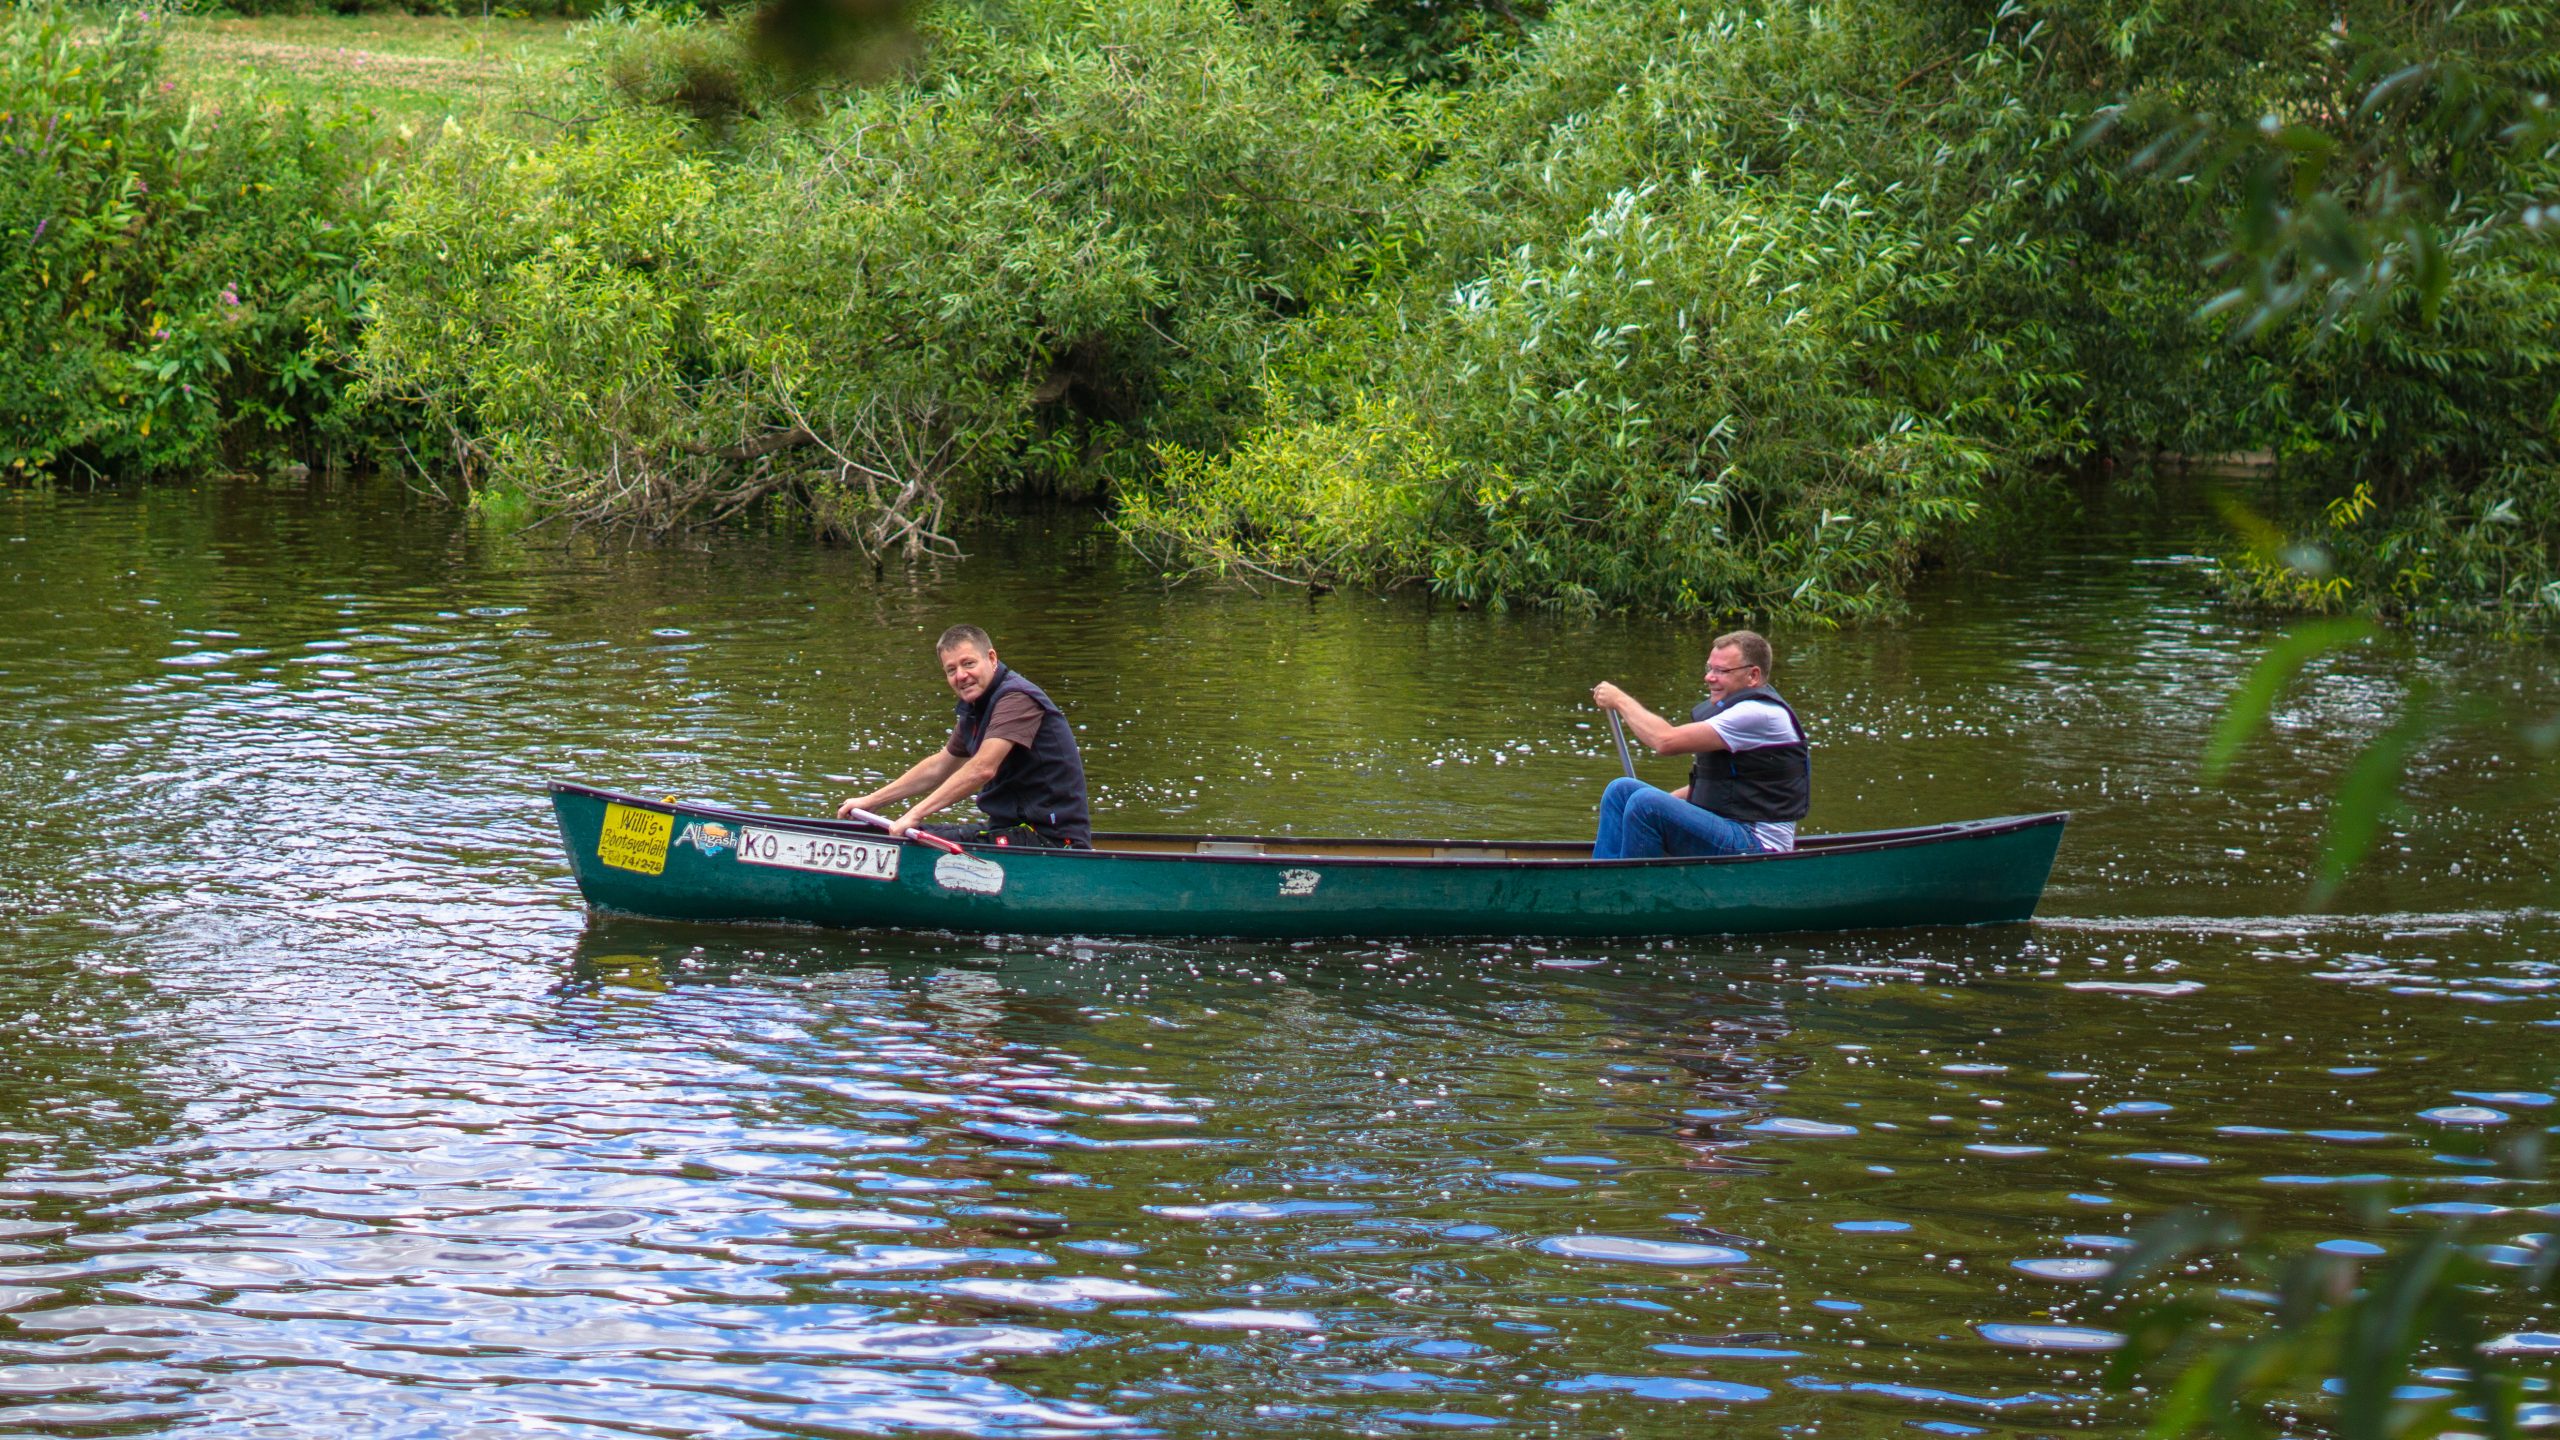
5, 483, 2558, 1438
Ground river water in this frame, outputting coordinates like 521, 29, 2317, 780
1, 479, 2554, 1437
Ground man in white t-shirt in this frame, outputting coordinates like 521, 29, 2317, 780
1589, 630, 1811, 859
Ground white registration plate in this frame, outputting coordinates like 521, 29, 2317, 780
736, 827, 901, 882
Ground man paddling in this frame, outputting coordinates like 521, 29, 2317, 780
1588, 630, 1809, 858
836, 625, 1093, 848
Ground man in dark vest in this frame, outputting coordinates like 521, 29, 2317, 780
1587, 629, 1809, 858
836, 625, 1092, 848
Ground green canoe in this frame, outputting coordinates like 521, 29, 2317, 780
551, 781, 2066, 940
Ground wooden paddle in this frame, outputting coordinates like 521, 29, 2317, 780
1606, 709, 1638, 779
842, 806, 966, 854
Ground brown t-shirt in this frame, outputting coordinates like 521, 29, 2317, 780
946, 692, 1043, 758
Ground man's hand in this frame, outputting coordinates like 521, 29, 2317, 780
1590, 682, 1721, 756
835, 794, 878, 820
883, 815, 916, 839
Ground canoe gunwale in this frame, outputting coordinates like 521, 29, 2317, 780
548, 780, 2066, 871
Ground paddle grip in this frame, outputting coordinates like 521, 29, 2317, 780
843, 807, 965, 855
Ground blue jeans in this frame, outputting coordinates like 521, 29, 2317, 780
1592, 777, 1765, 859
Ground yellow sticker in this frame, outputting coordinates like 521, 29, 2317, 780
598, 803, 673, 876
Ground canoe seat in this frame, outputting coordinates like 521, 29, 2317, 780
1195, 840, 1266, 856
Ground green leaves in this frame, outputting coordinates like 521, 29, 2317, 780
2203, 603, 2559, 909
24, 0, 2538, 635
361, 0, 1407, 548
2198, 618, 2456, 911
1278, 0, 1549, 87
2, 4, 377, 478
2107, 1198, 2553, 1440
2075, 3, 2560, 632
2114, 2, 2560, 343
1122, 0, 2082, 617
2307, 684, 2435, 909
2199, 618, 2375, 784
1118, 389, 1455, 589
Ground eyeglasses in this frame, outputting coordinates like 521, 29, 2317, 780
1705, 664, 1756, 677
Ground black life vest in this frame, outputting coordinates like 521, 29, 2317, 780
1688, 684, 1811, 824
953, 666, 1091, 842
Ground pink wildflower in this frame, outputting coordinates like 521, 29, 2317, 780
220, 285, 239, 306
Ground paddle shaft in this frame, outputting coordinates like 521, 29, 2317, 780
1606, 709, 1637, 779
844, 806, 965, 854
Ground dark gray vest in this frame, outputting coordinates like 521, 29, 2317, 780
1687, 684, 1811, 824
954, 667, 1091, 842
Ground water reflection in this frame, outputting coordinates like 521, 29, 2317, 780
2, 479, 2556, 1435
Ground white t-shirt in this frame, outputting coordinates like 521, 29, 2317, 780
1702, 699, 1802, 853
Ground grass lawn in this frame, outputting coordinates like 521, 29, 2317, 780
158, 13, 585, 128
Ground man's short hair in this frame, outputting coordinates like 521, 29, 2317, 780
1712, 630, 1773, 675
936, 624, 994, 656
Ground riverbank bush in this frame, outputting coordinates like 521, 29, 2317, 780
360, 0, 1410, 548
1120, 391, 1458, 590
1269, 0, 1548, 87
1124, 1, 2085, 616
1127, 0, 2560, 624
2, 6, 381, 478
19, 0, 2558, 630
370, 0, 2098, 608
2066, 0, 2560, 628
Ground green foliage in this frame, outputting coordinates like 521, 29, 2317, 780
358, 102, 727, 508
584, 9, 795, 120
1267, 0, 1546, 87
1118, 390, 1456, 588
1130, 0, 2087, 618
2201, 609, 2554, 909
1, 5, 381, 479
1259, 0, 2560, 626
2105, 1172, 2556, 1438
200, 0, 602, 18
2088, 0, 2560, 342
2198, 616, 2377, 784
2197, 265, 2560, 627
2076, 0, 2560, 629
27, 0, 2552, 631
359, 0, 1410, 550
